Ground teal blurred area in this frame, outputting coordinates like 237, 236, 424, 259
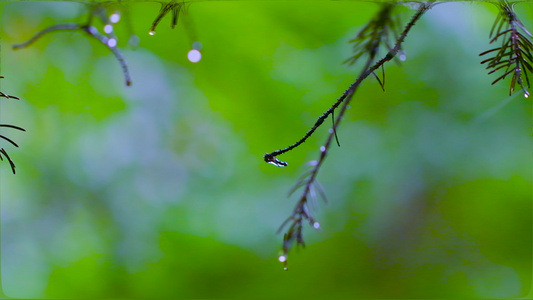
0, 1, 531, 298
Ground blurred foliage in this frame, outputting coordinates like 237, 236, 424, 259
0, 1, 531, 298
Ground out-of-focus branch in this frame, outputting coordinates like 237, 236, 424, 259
12, 9, 132, 86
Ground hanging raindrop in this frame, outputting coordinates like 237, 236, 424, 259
149, 30, 156, 36
279, 253, 288, 270
313, 222, 320, 229
398, 50, 407, 61
525, 91, 530, 98
104, 24, 113, 34
107, 38, 117, 48
128, 35, 140, 47
188, 49, 202, 63
192, 41, 203, 51
264, 154, 288, 167
110, 12, 121, 24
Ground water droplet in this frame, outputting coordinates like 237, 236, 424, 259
128, 35, 140, 47
149, 30, 156, 36
107, 38, 117, 48
110, 12, 121, 24
525, 91, 530, 98
278, 255, 286, 263
265, 156, 288, 167
308, 160, 318, 166
188, 49, 202, 63
399, 50, 407, 61
104, 24, 113, 34
192, 41, 203, 51
283, 266, 288, 271
313, 222, 320, 229
320, 146, 326, 152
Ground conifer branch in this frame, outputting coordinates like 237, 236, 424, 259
275, 1, 435, 270
480, 1, 532, 97
264, 2, 433, 167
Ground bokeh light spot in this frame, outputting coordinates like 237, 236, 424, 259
110, 12, 121, 24
104, 24, 113, 34
188, 49, 202, 63
107, 38, 117, 48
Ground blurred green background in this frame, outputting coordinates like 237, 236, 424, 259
0, 1, 531, 298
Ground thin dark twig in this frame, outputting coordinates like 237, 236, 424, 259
0, 91, 20, 100
0, 77, 19, 100
0, 148, 17, 174
12, 24, 82, 49
381, 64, 386, 89
331, 110, 340, 147
0, 124, 26, 131
0, 78, 21, 100
0, 123, 25, 148
0, 79, 24, 174
277, 3, 432, 269
0, 135, 19, 148
152, 1, 174, 32
171, 3, 183, 28
150, 0, 184, 33
372, 71, 385, 91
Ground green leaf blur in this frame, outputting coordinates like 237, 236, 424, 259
0, 1, 531, 298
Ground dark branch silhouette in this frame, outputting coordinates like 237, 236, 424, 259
480, 1, 532, 97
274, 1, 435, 270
